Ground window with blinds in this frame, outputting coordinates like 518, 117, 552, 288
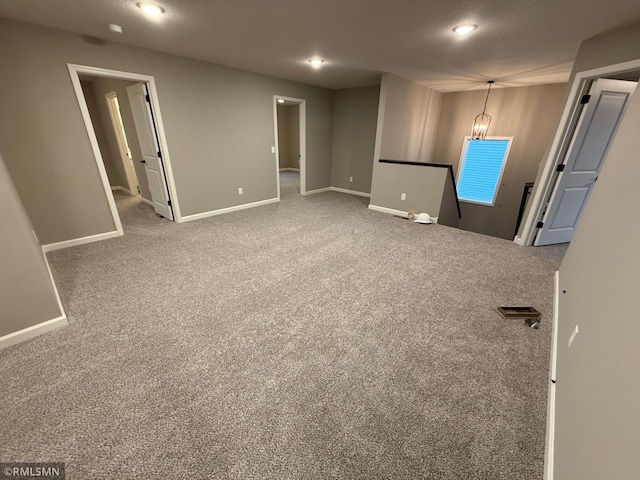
456, 137, 513, 206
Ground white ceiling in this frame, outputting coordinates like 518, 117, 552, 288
2, 0, 640, 92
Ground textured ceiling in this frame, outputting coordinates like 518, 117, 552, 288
1, 0, 640, 92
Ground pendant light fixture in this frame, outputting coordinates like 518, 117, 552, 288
472, 80, 494, 140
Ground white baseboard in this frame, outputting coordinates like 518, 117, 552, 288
42, 246, 66, 320
367, 204, 409, 217
0, 315, 68, 350
330, 186, 371, 198
302, 187, 331, 196
140, 197, 154, 207
544, 270, 560, 480
513, 235, 526, 246
179, 197, 280, 223
42, 230, 122, 252
111, 186, 131, 195
279, 168, 300, 172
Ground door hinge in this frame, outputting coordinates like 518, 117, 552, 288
556, 164, 565, 172
167, 200, 172, 206
140, 159, 146, 164
580, 94, 591, 104
536, 221, 544, 229
157, 151, 162, 158
145, 94, 150, 103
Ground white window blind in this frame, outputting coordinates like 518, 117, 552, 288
456, 137, 512, 206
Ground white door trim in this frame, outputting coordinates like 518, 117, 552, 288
105, 91, 138, 195
67, 64, 183, 227
273, 95, 306, 197
515, 58, 640, 246
543, 270, 560, 479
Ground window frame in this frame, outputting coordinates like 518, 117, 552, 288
456, 136, 513, 207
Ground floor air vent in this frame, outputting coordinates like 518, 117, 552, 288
496, 306, 541, 329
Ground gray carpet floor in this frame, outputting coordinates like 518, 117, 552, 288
0, 172, 567, 479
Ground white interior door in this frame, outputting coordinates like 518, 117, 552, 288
126, 83, 173, 220
535, 79, 636, 245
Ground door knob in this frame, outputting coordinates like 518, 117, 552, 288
585, 176, 598, 186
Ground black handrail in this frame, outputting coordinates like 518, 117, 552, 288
378, 159, 462, 218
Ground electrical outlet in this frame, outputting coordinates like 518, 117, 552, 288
568, 325, 579, 348
401, 193, 406, 201
271, 146, 276, 154
238, 187, 243, 195
349, 176, 353, 183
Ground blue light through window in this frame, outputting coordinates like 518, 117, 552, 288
457, 138, 512, 205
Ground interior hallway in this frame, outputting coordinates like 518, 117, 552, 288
112, 189, 161, 230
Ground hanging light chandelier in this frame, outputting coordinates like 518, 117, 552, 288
472, 80, 494, 140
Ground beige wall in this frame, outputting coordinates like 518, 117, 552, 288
571, 20, 640, 77
551, 23, 640, 480
331, 86, 380, 193
0, 18, 334, 245
370, 73, 442, 212
377, 74, 442, 162
0, 153, 62, 339
277, 104, 299, 170
433, 83, 567, 239
81, 80, 128, 189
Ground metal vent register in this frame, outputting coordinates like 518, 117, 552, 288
496, 306, 541, 329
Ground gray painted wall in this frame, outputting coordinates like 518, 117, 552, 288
371, 163, 448, 216
0, 154, 62, 338
0, 18, 334, 245
370, 73, 442, 212
277, 105, 299, 170
433, 84, 567, 240
551, 22, 640, 480
331, 86, 380, 194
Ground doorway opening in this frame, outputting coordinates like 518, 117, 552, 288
273, 95, 306, 198
68, 64, 181, 236
517, 59, 640, 246
104, 91, 139, 197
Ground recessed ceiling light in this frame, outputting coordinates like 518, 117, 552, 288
107, 24, 123, 34
277, 99, 285, 104
137, 2, 165, 16
308, 58, 325, 69
453, 24, 477, 35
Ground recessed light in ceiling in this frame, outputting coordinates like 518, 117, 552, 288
453, 24, 477, 35
137, 2, 165, 16
107, 24, 123, 34
308, 58, 325, 69
277, 99, 285, 104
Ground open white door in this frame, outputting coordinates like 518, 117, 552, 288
126, 83, 174, 220
535, 79, 636, 245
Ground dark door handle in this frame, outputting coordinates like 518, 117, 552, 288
140, 160, 146, 164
